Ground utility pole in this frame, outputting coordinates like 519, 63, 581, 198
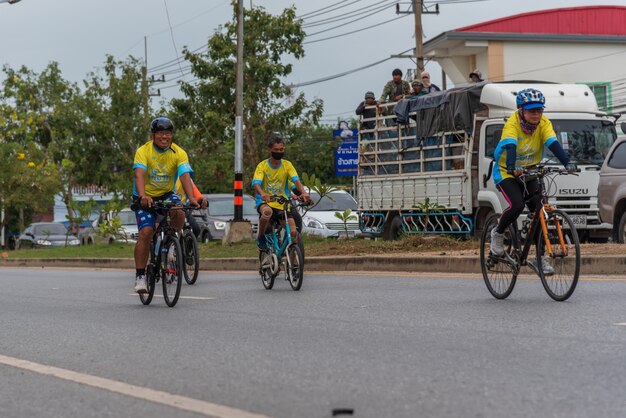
413, 0, 424, 74
224, 0, 252, 244
396, 1, 438, 75
141, 36, 150, 126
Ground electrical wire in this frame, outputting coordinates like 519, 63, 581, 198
290, 47, 412, 87
305, 3, 394, 37
302, 0, 391, 28
297, 0, 362, 20
304, 14, 410, 45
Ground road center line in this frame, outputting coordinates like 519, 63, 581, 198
0, 353, 271, 418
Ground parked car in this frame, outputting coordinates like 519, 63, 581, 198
17, 222, 80, 249
301, 189, 359, 238
80, 208, 138, 245
599, 122, 626, 242
195, 194, 259, 241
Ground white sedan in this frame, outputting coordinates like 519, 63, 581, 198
301, 190, 360, 238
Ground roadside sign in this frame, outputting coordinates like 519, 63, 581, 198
335, 142, 358, 176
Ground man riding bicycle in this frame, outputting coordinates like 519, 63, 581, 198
132, 117, 202, 293
252, 136, 312, 251
490, 88, 576, 274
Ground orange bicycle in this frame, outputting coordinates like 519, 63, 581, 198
480, 165, 581, 301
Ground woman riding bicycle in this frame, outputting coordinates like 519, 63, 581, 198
490, 88, 577, 272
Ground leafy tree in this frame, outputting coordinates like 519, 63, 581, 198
169, 4, 323, 192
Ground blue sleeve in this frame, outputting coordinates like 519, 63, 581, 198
548, 141, 570, 167
504, 144, 517, 169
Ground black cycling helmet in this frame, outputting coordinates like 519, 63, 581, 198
150, 117, 174, 133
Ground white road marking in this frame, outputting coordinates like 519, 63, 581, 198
127, 294, 215, 300
0, 353, 272, 418
614, 323, 626, 326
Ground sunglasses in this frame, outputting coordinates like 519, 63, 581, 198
525, 108, 544, 115
421, 76, 429, 79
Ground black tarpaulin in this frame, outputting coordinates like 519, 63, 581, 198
395, 81, 489, 137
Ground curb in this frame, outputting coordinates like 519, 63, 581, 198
2, 255, 626, 275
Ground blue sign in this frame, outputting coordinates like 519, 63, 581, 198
333, 128, 358, 142
335, 142, 359, 176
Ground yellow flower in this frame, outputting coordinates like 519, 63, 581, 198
17, 153, 25, 160
28, 162, 35, 168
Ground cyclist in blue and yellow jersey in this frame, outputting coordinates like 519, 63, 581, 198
132, 117, 200, 293
490, 88, 577, 274
252, 136, 312, 251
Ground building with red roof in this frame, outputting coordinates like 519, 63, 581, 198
423, 5, 626, 112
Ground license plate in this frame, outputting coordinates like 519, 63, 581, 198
569, 215, 587, 227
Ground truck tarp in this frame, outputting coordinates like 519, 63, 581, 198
395, 81, 489, 138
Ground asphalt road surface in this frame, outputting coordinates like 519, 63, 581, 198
1, 267, 626, 418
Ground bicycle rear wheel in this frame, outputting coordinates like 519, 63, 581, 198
139, 263, 156, 305
181, 230, 199, 285
161, 236, 183, 307
536, 209, 580, 301
286, 244, 304, 291
480, 213, 518, 299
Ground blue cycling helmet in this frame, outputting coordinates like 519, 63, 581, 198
516, 88, 545, 110
150, 117, 174, 133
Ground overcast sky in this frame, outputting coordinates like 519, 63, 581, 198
1, 0, 624, 125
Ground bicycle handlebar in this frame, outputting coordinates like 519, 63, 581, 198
517, 165, 580, 179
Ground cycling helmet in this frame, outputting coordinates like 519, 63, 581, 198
150, 117, 174, 133
516, 88, 545, 110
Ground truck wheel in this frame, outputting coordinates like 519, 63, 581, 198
617, 211, 626, 243
384, 215, 404, 241
473, 209, 494, 241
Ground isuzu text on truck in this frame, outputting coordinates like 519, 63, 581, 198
357, 82, 618, 241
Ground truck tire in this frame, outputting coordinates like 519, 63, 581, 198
616, 211, 626, 243
384, 215, 404, 241
473, 208, 494, 241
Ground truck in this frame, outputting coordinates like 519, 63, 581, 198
357, 82, 618, 241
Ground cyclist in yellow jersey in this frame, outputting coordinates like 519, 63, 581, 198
490, 89, 576, 274
252, 136, 311, 251
132, 117, 200, 293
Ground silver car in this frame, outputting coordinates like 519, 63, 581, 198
598, 121, 626, 242
17, 222, 80, 249
196, 194, 259, 241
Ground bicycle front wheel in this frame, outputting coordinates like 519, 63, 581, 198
480, 213, 518, 299
139, 263, 156, 305
536, 209, 580, 301
181, 231, 199, 285
161, 236, 183, 307
259, 250, 275, 290
286, 244, 304, 291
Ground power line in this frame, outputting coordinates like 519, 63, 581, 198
290, 47, 413, 87
305, 3, 394, 37
298, 0, 362, 20
302, 0, 391, 28
304, 14, 410, 45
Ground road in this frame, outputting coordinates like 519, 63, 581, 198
1, 267, 626, 418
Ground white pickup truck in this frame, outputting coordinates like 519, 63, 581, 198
357, 82, 618, 241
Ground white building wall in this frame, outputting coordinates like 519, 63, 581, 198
502, 42, 624, 83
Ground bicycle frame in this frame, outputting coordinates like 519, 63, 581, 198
265, 199, 295, 260
509, 168, 573, 265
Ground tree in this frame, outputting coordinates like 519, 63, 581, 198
169, 4, 323, 192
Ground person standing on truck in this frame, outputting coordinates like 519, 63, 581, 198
490, 88, 577, 274
419, 71, 441, 94
380, 68, 410, 103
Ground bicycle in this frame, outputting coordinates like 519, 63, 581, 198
132, 201, 193, 307
180, 210, 199, 285
258, 195, 310, 291
480, 165, 581, 301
